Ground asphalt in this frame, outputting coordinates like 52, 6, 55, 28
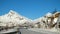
0, 28, 60, 34
20, 28, 60, 34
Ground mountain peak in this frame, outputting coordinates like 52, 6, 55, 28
9, 10, 17, 15
7, 10, 22, 17
45, 12, 53, 17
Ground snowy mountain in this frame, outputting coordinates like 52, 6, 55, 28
0, 10, 60, 29
33, 12, 53, 23
33, 11, 60, 29
33, 12, 60, 24
0, 10, 32, 27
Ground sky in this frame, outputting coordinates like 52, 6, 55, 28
0, 0, 60, 19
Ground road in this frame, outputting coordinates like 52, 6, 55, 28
20, 28, 60, 34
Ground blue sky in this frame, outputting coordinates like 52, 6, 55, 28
0, 0, 60, 19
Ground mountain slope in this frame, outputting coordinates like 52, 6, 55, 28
0, 10, 32, 26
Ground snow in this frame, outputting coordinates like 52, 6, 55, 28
53, 18, 58, 24
0, 10, 32, 27
45, 12, 53, 17
0, 10, 60, 32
